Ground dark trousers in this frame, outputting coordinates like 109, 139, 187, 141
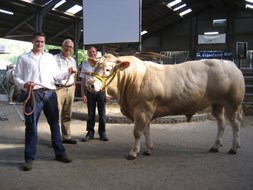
86, 90, 106, 136
24, 89, 65, 160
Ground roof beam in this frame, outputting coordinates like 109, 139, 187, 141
4, 14, 34, 37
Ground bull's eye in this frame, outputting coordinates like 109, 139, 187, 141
106, 69, 110, 72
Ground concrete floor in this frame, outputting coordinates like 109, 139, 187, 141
0, 103, 253, 190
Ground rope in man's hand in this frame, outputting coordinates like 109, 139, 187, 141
23, 82, 46, 116
23, 67, 77, 116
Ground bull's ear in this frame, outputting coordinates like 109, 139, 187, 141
116, 61, 130, 71
87, 57, 97, 67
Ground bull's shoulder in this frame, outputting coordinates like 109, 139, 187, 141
118, 55, 142, 63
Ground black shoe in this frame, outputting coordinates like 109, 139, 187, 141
62, 139, 78, 144
100, 135, 109, 141
55, 154, 72, 163
23, 159, 33, 171
81, 133, 94, 142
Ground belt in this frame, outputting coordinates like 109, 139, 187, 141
55, 84, 73, 88
35, 88, 50, 93
85, 87, 103, 94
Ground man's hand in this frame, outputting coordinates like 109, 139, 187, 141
68, 67, 77, 74
82, 95, 87, 103
24, 81, 35, 90
84, 70, 91, 76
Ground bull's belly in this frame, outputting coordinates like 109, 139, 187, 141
153, 103, 210, 118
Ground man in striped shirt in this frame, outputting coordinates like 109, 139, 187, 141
54, 39, 77, 145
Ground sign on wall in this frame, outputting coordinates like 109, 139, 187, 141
198, 34, 226, 44
83, 0, 140, 45
196, 51, 232, 59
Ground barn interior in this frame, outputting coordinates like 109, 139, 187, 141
0, 0, 253, 99
0, 0, 252, 61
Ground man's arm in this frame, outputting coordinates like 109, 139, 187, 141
81, 77, 87, 103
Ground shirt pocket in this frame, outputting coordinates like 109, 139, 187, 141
25, 61, 37, 73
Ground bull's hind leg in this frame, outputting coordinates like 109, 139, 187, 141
225, 106, 242, 154
209, 104, 226, 153
142, 123, 153, 156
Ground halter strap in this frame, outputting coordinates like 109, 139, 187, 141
91, 69, 118, 91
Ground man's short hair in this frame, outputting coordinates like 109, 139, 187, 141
32, 32, 46, 40
86, 46, 97, 51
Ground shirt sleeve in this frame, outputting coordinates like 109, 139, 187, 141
79, 62, 86, 78
13, 55, 26, 90
51, 54, 69, 81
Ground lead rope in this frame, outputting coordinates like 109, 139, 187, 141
23, 70, 74, 116
55, 69, 74, 89
23, 83, 49, 116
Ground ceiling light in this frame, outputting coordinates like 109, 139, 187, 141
179, 8, 192, 17
245, 0, 253, 3
141, 30, 148, 35
21, 0, 32, 3
167, 0, 182, 8
0, 9, 14, 15
213, 19, 227, 27
204, 32, 219, 35
173, 4, 186, 11
53, 0, 66, 9
246, 4, 253, 9
66, 5, 82, 14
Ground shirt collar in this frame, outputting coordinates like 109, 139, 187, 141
60, 52, 71, 61
28, 50, 46, 57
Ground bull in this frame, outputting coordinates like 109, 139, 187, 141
86, 54, 245, 160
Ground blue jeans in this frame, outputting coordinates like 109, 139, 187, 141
24, 89, 65, 160
86, 90, 106, 136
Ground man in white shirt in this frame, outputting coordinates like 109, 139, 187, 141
54, 39, 77, 144
14, 32, 76, 171
79, 46, 108, 142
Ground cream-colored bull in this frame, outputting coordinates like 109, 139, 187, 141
87, 54, 245, 160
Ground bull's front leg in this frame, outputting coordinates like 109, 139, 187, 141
127, 111, 152, 160
127, 127, 142, 160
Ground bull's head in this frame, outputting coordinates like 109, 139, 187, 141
87, 54, 130, 92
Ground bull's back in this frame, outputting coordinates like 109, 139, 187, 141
151, 59, 245, 117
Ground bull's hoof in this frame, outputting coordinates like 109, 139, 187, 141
228, 149, 237, 155
209, 147, 219, 153
142, 151, 151, 156
126, 155, 136, 160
